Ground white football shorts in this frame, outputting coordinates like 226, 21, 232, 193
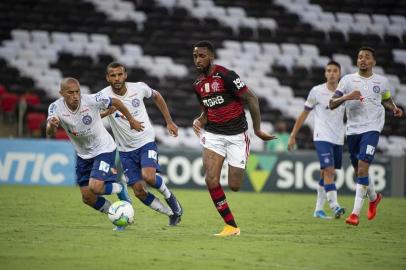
200, 130, 250, 169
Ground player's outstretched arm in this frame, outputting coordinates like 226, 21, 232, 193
111, 97, 144, 131
152, 90, 178, 137
241, 89, 276, 141
329, 90, 361, 110
382, 97, 404, 118
288, 110, 309, 151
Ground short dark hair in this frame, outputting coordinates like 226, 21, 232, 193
358, 46, 376, 59
193, 40, 214, 53
106, 62, 126, 74
327, 60, 341, 70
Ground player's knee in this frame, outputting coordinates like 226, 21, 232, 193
229, 182, 241, 192
205, 174, 219, 185
132, 183, 147, 200
88, 185, 103, 195
81, 194, 94, 206
142, 173, 155, 185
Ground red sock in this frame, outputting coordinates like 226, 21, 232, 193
208, 185, 237, 228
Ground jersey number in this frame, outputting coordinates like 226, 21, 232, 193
148, 150, 157, 161
366, 145, 375, 155
99, 161, 110, 173
233, 78, 245, 90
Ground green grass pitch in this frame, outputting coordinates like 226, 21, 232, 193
0, 185, 405, 270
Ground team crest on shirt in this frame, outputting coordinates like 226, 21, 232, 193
82, 115, 92, 125
211, 80, 220, 92
373, 85, 380, 93
324, 157, 330, 164
132, 98, 140, 107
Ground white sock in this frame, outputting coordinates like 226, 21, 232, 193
150, 197, 173, 216
352, 183, 368, 215
99, 199, 111, 214
156, 181, 171, 199
315, 185, 326, 211
367, 176, 377, 202
111, 183, 123, 194
326, 190, 340, 210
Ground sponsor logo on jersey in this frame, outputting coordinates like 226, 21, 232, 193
82, 115, 92, 125
80, 108, 89, 113
132, 98, 140, 107
95, 92, 103, 102
202, 95, 225, 108
373, 85, 380, 93
49, 103, 56, 114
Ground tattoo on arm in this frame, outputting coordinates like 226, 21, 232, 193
329, 94, 345, 110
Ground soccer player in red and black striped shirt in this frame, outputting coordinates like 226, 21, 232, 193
192, 41, 276, 236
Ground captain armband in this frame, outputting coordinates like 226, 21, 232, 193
382, 90, 391, 101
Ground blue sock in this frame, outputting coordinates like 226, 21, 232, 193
93, 196, 106, 210
357, 176, 369, 186
166, 194, 180, 214
153, 175, 163, 189
141, 192, 155, 206
319, 179, 324, 187
324, 183, 337, 192
104, 182, 113, 195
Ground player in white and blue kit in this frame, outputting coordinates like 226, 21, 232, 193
330, 47, 404, 226
288, 61, 346, 219
99, 62, 183, 226
46, 78, 144, 229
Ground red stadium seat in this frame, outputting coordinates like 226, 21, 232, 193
1, 93, 19, 113
0, 84, 7, 97
26, 112, 46, 136
22, 93, 41, 106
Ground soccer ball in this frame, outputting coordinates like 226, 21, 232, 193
108, 200, 134, 227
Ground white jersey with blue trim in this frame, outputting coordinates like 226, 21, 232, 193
305, 83, 345, 145
336, 72, 391, 135
47, 93, 116, 159
99, 82, 155, 152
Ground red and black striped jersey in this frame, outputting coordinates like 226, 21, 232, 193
193, 65, 248, 135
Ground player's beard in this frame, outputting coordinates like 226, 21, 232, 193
112, 82, 124, 93
197, 63, 211, 75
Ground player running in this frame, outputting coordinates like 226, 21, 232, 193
192, 41, 276, 236
46, 77, 141, 230
329, 47, 403, 226
288, 60, 346, 220
99, 62, 183, 226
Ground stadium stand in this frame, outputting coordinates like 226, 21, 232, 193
0, 0, 405, 154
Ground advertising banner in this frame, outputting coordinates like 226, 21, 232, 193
0, 139, 392, 196
0, 139, 76, 185
158, 149, 391, 196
